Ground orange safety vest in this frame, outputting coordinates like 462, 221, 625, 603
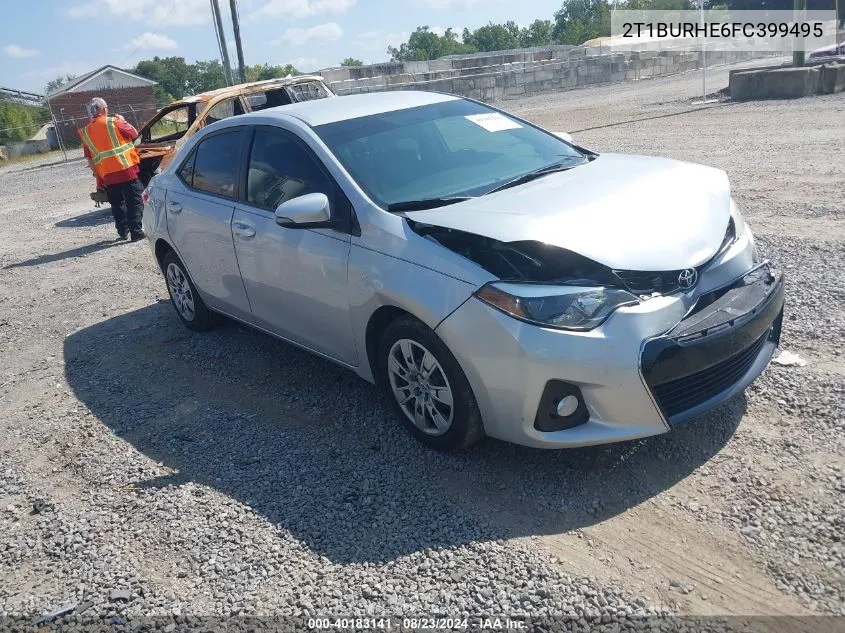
78, 115, 140, 180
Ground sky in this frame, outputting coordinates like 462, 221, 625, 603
0, 0, 563, 94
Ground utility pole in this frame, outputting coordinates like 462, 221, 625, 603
210, 0, 234, 85
229, 0, 246, 83
793, 0, 806, 66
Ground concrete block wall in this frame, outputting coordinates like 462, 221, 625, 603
1, 139, 50, 159
730, 61, 845, 99
320, 44, 778, 103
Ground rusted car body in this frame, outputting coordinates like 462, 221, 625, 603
134, 75, 335, 184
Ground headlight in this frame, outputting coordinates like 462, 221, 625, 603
730, 199, 759, 261
730, 198, 747, 240
475, 282, 640, 331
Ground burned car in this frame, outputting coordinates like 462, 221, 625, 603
135, 75, 334, 185
142, 91, 784, 452
808, 41, 845, 60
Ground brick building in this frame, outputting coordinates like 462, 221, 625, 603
46, 65, 158, 149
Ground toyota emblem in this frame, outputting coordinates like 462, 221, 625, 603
678, 268, 698, 289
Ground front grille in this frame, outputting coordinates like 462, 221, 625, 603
650, 333, 768, 418
614, 218, 736, 296
614, 269, 685, 295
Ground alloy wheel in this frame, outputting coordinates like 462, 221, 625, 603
166, 262, 196, 322
387, 338, 454, 436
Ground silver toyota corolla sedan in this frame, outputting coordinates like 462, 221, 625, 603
142, 90, 785, 452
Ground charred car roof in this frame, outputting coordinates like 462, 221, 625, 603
177, 74, 331, 104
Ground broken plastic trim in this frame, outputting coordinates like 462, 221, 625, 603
408, 214, 739, 296
407, 220, 619, 287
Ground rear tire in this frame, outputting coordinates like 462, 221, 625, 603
162, 251, 212, 332
378, 315, 484, 452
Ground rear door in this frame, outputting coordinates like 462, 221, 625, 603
165, 127, 253, 322
230, 126, 356, 364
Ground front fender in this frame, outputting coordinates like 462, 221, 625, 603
347, 244, 476, 382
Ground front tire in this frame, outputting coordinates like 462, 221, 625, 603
162, 251, 212, 332
378, 316, 484, 452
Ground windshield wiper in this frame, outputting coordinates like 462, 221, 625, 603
387, 197, 473, 212
485, 158, 587, 195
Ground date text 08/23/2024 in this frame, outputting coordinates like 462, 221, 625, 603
308, 617, 528, 630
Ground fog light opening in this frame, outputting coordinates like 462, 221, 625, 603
556, 394, 580, 417
534, 381, 590, 432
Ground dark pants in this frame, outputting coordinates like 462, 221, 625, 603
105, 178, 144, 236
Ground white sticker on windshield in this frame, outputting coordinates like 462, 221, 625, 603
465, 113, 522, 132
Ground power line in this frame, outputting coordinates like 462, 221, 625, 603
116, 0, 179, 69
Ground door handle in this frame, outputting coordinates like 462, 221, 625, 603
232, 222, 256, 239
166, 201, 182, 214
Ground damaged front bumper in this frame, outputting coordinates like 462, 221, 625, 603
435, 255, 784, 449
640, 262, 784, 425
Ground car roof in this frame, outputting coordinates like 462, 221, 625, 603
177, 74, 328, 104
253, 90, 461, 127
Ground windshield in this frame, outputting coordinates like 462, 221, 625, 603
313, 99, 585, 209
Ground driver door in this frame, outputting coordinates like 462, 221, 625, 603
231, 126, 357, 365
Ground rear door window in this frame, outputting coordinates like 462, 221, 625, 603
203, 98, 244, 126
146, 105, 192, 142
189, 130, 243, 198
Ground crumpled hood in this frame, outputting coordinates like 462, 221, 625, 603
405, 153, 732, 271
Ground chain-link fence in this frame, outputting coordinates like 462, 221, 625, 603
0, 90, 172, 161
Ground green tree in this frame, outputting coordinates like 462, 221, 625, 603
387, 26, 475, 61
552, 0, 612, 45
133, 57, 193, 100
133, 57, 239, 102
0, 99, 44, 144
504, 21, 522, 42
243, 63, 299, 82
521, 19, 554, 47
340, 58, 364, 66
464, 22, 520, 52
45, 74, 77, 95
643, 0, 695, 9
190, 60, 227, 93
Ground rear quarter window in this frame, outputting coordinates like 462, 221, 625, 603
178, 149, 197, 185
288, 82, 330, 102
245, 89, 293, 111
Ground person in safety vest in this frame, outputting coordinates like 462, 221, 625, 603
78, 97, 146, 241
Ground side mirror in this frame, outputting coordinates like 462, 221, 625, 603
553, 131, 574, 143
275, 193, 332, 228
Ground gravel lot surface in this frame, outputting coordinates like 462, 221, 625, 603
0, 61, 843, 630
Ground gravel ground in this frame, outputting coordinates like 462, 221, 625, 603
0, 61, 843, 630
